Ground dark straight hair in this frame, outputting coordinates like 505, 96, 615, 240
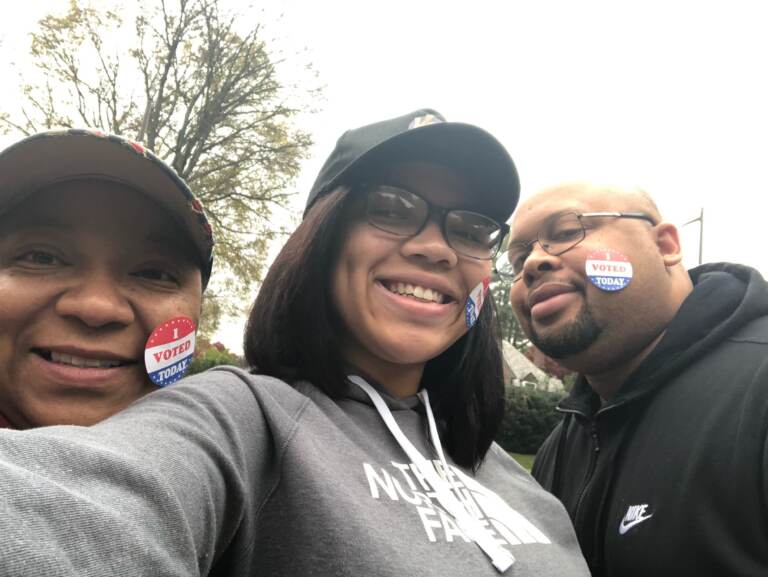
245, 185, 506, 470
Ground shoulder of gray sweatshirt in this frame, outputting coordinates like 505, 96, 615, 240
0, 366, 589, 577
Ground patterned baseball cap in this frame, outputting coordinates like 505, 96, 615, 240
305, 108, 520, 223
0, 129, 214, 287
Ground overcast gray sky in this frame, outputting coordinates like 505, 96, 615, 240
2, 0, 767, 352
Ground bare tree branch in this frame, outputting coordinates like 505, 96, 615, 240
4, 0, 320, 335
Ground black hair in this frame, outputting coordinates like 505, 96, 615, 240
245, 185, 505, 470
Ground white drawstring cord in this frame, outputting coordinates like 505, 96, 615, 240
349, 375, 514, 573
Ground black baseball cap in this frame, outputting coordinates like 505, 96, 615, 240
0, 129, 214, 287
305, 109, 520, 223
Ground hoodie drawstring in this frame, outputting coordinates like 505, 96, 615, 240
349, 375, 515, 573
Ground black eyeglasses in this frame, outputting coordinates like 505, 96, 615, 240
496, 211, 656, 282
363, 185, 509, 260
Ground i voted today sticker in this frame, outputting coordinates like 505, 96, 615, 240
586, 249, 633, 292
465, 277, 490, 328
144, 316, 196, 387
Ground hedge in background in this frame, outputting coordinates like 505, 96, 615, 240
496, 386, 566, 455
188, 347, 242, 376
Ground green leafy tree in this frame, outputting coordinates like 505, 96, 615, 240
188, 339, 242, 375
0, 0, 319, 335
491, 271, 529, 349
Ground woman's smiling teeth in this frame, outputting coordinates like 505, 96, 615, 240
384, 281, 446, 304
43, 350, 125, 368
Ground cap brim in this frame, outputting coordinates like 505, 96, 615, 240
331, 122, 519, 224
0, 130, 213, 284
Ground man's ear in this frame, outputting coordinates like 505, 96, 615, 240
655, 222, 683, 266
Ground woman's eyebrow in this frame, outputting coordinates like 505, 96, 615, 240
141, 232, 200, 265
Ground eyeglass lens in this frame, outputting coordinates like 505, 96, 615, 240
366, 186, 504, 260
501, 212, 586, 278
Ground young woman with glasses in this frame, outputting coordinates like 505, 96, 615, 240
0, 110, 589, 576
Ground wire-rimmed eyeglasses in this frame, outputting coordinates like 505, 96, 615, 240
495, 211, 656, 282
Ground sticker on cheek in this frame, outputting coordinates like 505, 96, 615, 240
464, 278, 491, 328
144, 316, 196, 387
586, 249, 633, 292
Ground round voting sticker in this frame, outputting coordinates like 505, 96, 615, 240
465, 278, 490, 328
144, 316, 196, 387
586, 249, 633, 291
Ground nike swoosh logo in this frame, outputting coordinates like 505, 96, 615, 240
619, 514, 653, 535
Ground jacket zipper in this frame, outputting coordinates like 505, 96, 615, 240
574, 420, 600, 518
556, 398, 627, 574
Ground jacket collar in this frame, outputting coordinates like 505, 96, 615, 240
559, 263, 767, 415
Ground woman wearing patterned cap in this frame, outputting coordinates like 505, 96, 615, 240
0, 112, 588, 576
0, 130, 212, 428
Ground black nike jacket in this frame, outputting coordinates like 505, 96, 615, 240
532, 263, 768, 577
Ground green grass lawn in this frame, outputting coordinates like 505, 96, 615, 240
510, 453, 535, 472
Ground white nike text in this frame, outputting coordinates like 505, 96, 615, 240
618, 503, 653, 535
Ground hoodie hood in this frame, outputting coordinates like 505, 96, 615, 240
331, 364, 423, 411
562, 263, 768, 414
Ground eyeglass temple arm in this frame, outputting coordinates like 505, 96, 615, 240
580, 212, 656, 225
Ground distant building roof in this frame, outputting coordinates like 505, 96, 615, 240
502, 341, 564, 393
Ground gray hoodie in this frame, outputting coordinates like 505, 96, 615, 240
0, 367, 588, 576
